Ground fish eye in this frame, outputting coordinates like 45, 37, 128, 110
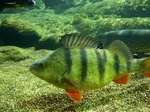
27, 0, 35, 6
38, 62, 45, 68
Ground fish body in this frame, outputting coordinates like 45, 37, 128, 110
29, 33, 150, 102
0, 0, 35, 12
97, 29, 150, 57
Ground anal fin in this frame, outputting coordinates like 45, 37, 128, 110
113, 74, 129, 85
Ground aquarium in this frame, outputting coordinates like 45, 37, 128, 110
0, 0, 150, 111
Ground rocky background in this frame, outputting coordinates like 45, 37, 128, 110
0, 0, 150, 50
0, 0, 150, 111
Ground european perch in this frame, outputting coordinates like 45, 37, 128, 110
29, 33, 150, 102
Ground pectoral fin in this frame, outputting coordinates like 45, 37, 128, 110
66, 90, 82, 102
61, 78, 79, 88
113, 74, 129, 85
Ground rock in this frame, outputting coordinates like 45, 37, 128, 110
72, 14, 150, 36
42, 0, 99, 12
0, 17, 42, 48
36, 37, 60, 50
42, 0, 68, 8
0, 46, 30, 63
34, 16, 75, 50
64, 0, 150, 18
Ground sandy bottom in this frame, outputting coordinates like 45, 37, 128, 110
0, 49, 150, 111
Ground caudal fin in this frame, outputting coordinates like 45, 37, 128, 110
141, 57, 150, 78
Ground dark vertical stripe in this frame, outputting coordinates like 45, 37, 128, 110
126, 61, 131, 72
114, 54, 120, 75
103, 50, 107, 63
102, 50, 107, 80
95, 49, 105, 81
64, 48, 72, 72
80, 48, 87, 83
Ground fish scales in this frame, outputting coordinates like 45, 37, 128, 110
64, 48, 82, 87
29, 33, 150, 102
94, 49, 105, 82
114, 54, 120, 75
126, 61, 131, 72
63, 48, 100, 89
80, 48, 103, 88
63, 48, 132, 90
62, 48, 99, 89
80, 48, 87, 84
63, 48, 72, 73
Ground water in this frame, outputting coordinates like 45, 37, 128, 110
0, 0, 150, 111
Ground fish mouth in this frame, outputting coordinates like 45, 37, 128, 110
29, 64, 37, 75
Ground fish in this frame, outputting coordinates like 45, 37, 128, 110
96, 29, 150, 58
0, 0, 35, 12
29, 33, 150, 102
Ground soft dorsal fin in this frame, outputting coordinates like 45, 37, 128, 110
107, 40, 133, 60
59, 33, 100, 48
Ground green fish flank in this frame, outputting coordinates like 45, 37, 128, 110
29, 33, 150, 102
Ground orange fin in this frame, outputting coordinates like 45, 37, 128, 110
113, 74, 129, 85
142, 72, 150, 78
66, 90, 82, 102
141, 57, 150, 78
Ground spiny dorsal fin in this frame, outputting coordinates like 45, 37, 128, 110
107, 40, 133, 60
59, 33, 100, 48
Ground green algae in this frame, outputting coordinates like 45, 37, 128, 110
0, 46, 30, 63
72, 16, 150, 36
63, 0, 150, 18
0, 17, 43, 48
1, 15, 149, 50
0, 0, 149, 50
